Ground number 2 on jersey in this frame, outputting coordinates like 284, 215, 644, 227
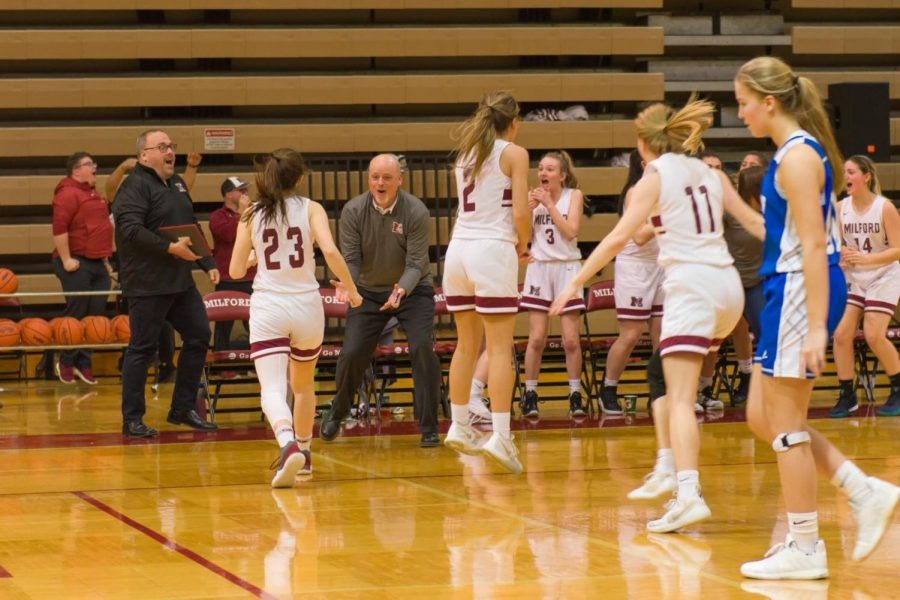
262, 227, 304, 270
685, 185, 715, 234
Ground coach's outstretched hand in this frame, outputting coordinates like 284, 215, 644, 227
549, 280, 579, 317
330, 279, 363, 307
168, 236, 200, 261
379, 284, 405, 311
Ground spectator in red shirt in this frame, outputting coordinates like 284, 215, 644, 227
52, 151, 114, 384
209, 176, 256, 350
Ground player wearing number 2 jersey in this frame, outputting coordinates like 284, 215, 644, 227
230, 148, 361, 488
443, 91, 531, 474
518, 151, 587, 419
551, 95, 764, 534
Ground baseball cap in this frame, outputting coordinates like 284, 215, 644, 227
220, 176, 249, 196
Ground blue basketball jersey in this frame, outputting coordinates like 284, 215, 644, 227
758, 130, 841, 277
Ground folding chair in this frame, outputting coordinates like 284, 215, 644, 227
852, 320, 900, 405
431, 287, 455, 418
581, 280, 617, 413
200, 290, 259, 422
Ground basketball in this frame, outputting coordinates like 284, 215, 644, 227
0, 268, 17, 294
0, 319, 20, 346
111, 314, 131, 343
82, 315, 114, 344
51, 316, 84, 345
19, 318, 52, 345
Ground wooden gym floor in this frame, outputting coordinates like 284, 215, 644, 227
0, 378, 896, 599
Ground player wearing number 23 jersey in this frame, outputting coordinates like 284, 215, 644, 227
248, 195, 323, 361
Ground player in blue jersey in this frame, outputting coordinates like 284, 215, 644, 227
734, 56, 899, 580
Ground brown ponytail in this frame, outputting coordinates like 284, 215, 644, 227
452, 91, 519, 181
244, 148, 308, 225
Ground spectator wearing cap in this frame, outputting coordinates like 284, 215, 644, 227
209, 176, 255, 351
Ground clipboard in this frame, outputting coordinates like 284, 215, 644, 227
159, 224, 212, 258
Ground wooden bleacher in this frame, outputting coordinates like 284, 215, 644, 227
1, 0, 898, 349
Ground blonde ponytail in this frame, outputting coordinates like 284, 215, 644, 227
452, 91, 519, 181
736, 56, 844, 193
634, 93, 715, 157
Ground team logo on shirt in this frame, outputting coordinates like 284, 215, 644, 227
174, 182, 187, 193
630, 296, 644, 308
391, 222, 404, 234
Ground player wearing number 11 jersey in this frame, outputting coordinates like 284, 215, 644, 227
230, 148, 361, 488
550, 95, 764, 533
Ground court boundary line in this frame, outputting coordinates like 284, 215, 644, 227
0, 563, 11, 578
71, 491, 276, 600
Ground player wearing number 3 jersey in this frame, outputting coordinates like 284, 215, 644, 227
230, 148, 361, 488
518, 151, 587, 419
550, 95, 765, 533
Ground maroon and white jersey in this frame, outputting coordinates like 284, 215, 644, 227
452, 139, 516, 244
840, 195, 896, 272
649, 153, 733, 269
530, 188, 581, 262
250, 195, 318, 294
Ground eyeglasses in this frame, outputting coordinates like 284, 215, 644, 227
77, 160, 97, 168
143, 143, 177, 153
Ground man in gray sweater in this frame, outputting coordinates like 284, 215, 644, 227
321, 154, 441, 447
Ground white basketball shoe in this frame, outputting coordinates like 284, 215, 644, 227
740, 535, 828, 580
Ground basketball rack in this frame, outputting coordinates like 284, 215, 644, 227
0, 289, 125, 381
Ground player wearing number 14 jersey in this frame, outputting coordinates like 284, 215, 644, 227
230, 148, 361, 488
550, 96, 764, 533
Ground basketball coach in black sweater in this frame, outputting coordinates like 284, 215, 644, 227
114, 129, 218, 437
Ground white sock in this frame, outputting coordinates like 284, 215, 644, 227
676, 470, 700, 499
569, 380, 581, 394
492, 412, 511, 440
296, 436, 311, 451
699, 376, 713, 390
525, 380, 538, 392
275, 424, 295, 447
832, 460, 872, 506
788, 511, 819, 554
655, 448, 675, 474
604, 379, 618, 388
469, 379, 485, 402
451, 403, 469, 426
738, 359, 753, 374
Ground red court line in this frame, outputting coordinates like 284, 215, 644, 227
72, 491, 276, 600
0, 563, 11, 578
0, 406, 841, 451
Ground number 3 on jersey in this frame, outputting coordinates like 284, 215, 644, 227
262, 227, 304, 270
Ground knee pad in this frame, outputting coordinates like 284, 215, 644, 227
771, 431, 811, 453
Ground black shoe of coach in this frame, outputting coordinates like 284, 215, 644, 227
123, 420, 158, 437
319, 416, 341, 442
167, 409, 217, 431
